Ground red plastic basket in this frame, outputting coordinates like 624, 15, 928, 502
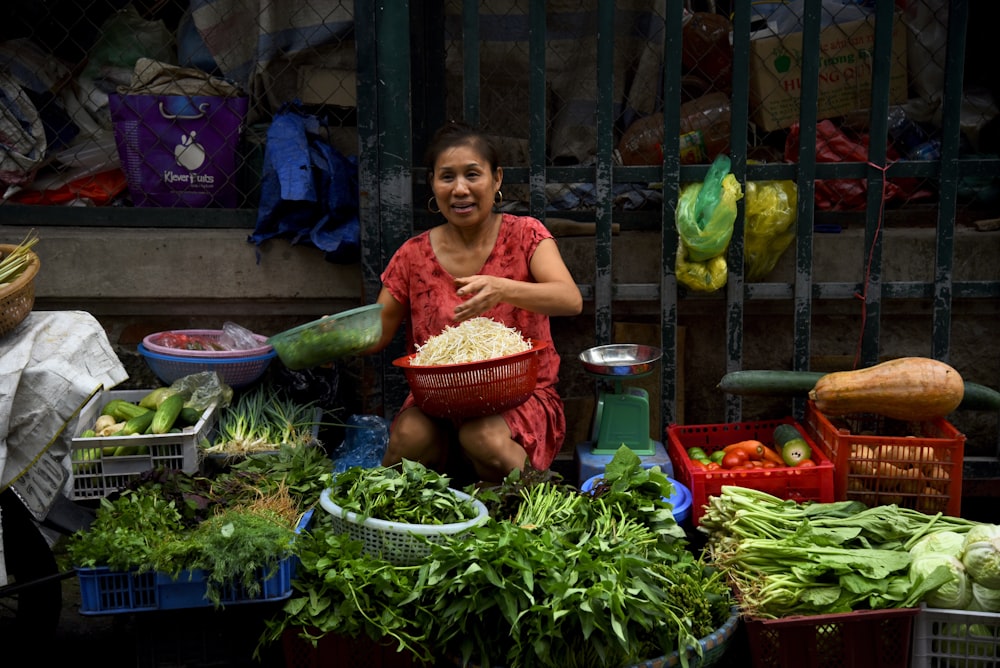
282, 629, 416, 668
392, 340, 548, 419
666, 418, 836, 526
802, 400, 965, 516
744, 608, 919, 668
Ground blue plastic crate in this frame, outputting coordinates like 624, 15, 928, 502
77, 509, 312, 615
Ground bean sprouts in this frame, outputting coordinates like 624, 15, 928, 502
411, 317, 531, 366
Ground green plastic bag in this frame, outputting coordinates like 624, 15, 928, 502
675, 154, 743, 262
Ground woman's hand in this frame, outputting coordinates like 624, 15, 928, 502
453, 275, 504, 321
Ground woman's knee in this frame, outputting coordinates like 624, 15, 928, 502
383, 409, 446, 467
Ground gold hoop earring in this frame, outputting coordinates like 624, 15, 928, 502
427, 197, 441, 214
494, 190, 503, 206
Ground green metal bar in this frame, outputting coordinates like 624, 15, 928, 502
593, 0, 615, 347
528, 0, 547, 219
375, 0, 414, 417
724, 0, 752, 423
932, 0, 970, 363
660, 0, 684, 428
785, 0, 822, 417
462, 0, 480, 125
356, 0, 380, 309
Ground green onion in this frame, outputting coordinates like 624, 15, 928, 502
0, 230, 39, 286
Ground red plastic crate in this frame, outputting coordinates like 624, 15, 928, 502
666, 418, 835, 526
802, 400, 965, 516
745, 608, 919, 668
282, 629, 417, 668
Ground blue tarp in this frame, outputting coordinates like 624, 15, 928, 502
249, 102, 360, 263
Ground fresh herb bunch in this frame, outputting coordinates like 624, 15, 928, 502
68, 448, 321, 607
66, 490, 185, 571
327, 459, 477, 525
231, 440, 334, 509
262, 515, 436, 663
267, 447, 734, 668
206, 385, 328, 456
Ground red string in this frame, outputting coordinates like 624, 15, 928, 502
853, 159, 893, 369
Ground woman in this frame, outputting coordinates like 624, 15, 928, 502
367, 121, 583, 483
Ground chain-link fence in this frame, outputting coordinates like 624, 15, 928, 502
2, 1, 996, 216
1, 0, 357, 210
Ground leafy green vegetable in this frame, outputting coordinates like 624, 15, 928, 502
701, 485, 980, 618
265, 447, 733, 668
326, 459, 477, 525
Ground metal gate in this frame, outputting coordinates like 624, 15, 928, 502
355, 0, 1000, 472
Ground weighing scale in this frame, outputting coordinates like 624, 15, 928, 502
579, 343, 662, 456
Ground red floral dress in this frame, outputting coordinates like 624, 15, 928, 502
380, 213, 567, 470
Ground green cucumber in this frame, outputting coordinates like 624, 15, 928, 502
772, 423, 805, 448
139, 387, 177, 410
717, 370, 826, 397
178, 406, 203, 426
721, 370, 1000, 413
151, 393, 185, 434
120, 410, 155, 436
101, 399, 152, 422
959, 382, 1000, 412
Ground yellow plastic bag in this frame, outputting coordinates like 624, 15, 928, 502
676, 243, 728, 292
744, 179, 798, 281
675, 155, 744, 262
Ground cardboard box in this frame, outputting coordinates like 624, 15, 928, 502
749, 15, 908, 131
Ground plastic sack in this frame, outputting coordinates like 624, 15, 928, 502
784, 120, 931, 210
675, 243, 728, 292
675, 154, 743, 261
331, 414, 390, 472
744, 178, 798, 281
167, 371, 233, 411
219, 321, 261, 350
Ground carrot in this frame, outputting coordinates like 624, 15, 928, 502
722, 440, 767, 460
758, 445, 786, 466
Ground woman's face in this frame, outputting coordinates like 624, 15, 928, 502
430, 144, 502, 227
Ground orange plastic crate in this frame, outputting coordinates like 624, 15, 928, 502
802, 400, 965, 516
745, 608, 919, 668
665, 418, 835, 526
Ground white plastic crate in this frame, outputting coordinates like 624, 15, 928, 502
911, 604, 1000, 668
70, 389, 216, 500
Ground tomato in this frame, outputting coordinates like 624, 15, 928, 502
796, 458, 817, 468
688, 459, 709, 471
721, 450, 748, 469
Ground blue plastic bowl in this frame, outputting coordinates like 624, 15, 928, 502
581, 473, 693, 525
138, 343, 276, 388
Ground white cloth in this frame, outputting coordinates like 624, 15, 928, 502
0, 311, 128, 493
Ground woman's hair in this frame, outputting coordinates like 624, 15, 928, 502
423, 120, 502, 181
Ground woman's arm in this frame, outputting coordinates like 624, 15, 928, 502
364, 287, 407, 353
453, 237, 582, 321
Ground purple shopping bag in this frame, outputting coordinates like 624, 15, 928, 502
108, 93, 249, 207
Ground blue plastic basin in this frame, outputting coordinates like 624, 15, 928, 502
580, 474, 692, 525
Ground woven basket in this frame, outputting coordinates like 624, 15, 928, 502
318, 487, 489, 566
0, 244, 40, 338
